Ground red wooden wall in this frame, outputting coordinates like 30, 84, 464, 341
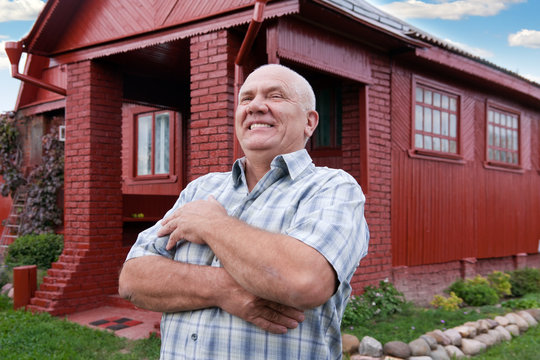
391, 64, 540, 266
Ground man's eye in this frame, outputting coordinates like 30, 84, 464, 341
270, 93, 283, 99
240, 97, 252, 103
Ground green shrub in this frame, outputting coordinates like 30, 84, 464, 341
430, 291, 463, 311
501, 297, 540, 310
448, 277, 499, 306
342, 280, 406, 329
5, 233, 63, 270
487, 271, 512, 298
507, 268, 540, 297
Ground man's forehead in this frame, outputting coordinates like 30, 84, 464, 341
241, 73, 292, 93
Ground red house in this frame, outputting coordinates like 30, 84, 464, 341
3, 0, 540, 315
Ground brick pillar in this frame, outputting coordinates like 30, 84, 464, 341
188, 30, 237, 182
28, 60, 123, 315
514, 253, 528, 269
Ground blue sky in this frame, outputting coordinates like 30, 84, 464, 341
1, 0, 540, 112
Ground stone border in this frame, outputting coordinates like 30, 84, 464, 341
342, 308, 540, 359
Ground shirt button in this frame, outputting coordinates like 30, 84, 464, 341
191, 333, 198, 341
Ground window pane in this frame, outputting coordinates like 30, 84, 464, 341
494, 127, 500, 147
415, 105, 423, 130
442, 95, 449, 109
450, 97, 457, 111
416, 87, 423, 102
449, 114, 457, 138
433, 110, 441, 134
488, 110, 493, 123
433, 137, 441, 151
500, 128, 506, 149
449, 140, 457, 153
513, 131, 518, 151
433, 92, 441, 107
424, 107, 432, 133
424, 90, 432, 105
488, 124, 493, 146
137, 115, 152, 176
441, 112, 449, 136
424, 135, 432, 150
415, 134, 423, 148
442, 139, 449, 152
155, 113, 170, 174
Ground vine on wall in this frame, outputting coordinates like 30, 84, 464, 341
0, 115, 64, 235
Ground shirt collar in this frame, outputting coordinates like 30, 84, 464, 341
232, 149, 313, 186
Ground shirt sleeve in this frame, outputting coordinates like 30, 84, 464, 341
285, 170, 369, 285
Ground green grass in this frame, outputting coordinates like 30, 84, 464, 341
343, 295, 540, 359
0, 295, 160, 360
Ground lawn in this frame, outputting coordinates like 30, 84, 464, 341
0, 295, 160, 360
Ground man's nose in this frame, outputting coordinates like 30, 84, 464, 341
247, 95, 268, 114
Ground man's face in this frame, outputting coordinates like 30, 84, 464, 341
235, 67, 318, 160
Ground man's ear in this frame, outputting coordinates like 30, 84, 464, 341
304, 110, 319, 138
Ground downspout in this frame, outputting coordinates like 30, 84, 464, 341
233, 0, 269, 159
5, 41, 67, 96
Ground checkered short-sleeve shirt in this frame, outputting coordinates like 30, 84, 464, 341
126, 149, 369, 360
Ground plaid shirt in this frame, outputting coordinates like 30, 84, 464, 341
126, 149, 369, 360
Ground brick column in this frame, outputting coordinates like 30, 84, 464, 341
188, 30, 237, 182
460, 257, 477, 279
28, 60, 123, 315
514, 253, 528, 269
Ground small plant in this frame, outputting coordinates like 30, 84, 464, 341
448, 276, 499, 307
501, 297, 540, 310
507, 267, 540, 297
341, 280, 406, 329
487, 270, 512, 298
5, 233, 63, 270
430, 291, 463, 311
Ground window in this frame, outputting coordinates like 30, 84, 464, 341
413, 83, 460, 157
135, 111, 173, 177
486, 105, 520, 166
309, 84, 342, 151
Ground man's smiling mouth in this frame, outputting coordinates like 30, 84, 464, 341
249, 123, 273, 130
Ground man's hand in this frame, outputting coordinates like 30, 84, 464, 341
158, 195, 227, 250
217, 271, 305, 334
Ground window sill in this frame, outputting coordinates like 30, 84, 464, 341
483, 162, 524, 174
407, 149, 466, 165
124, 175, 178, 186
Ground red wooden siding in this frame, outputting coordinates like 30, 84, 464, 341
50, 0, 254, 55
391, 65, 540, 266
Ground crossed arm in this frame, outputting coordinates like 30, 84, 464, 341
118, 196, 337, 334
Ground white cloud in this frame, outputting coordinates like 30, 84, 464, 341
443, 38, 494, 58
0, 0, 45, 22
0, 40, 11, 69
522, 73, 540, 84
508, 29, 540, 49
380, 0, 525, 20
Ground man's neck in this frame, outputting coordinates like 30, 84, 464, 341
244, 157, 271, 192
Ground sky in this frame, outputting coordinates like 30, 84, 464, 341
1, 0, 540, 113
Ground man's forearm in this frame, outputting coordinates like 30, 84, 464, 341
118, 255, 224, 312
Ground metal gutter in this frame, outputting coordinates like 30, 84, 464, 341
5, 41, 67, 96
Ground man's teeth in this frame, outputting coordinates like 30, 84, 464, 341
250, 123, 272, 130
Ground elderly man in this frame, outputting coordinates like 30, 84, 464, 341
119, 64, 369, 359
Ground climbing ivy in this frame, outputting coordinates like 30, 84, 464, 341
0, 115, 26, 197
0, 115, 64, 235
19, 127, 64, 235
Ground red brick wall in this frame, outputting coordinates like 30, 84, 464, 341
351, 54, 393, 292
28, 60, 124, 315
188, 30, 236, 181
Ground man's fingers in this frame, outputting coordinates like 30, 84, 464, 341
265, 302, 305, 323
250, 318, 288, 334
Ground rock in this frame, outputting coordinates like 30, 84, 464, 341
1, 283, 12, 295
505, 324, 520, 336
512, 313, 530, 332
383, 341, 411, 358
476, 319, 490, 333
420, 334, 437, 350
518, 310, 539, 327
460, 338, 486, 356
408, 357, 432, 360
442, 329, 462, 346
494, 325, 512, 341
429, 345, 450, 360
494, 315, 509, 326
425, 329, 451, 345
342, 334, 360, 354
504, 313, 518, 324
474, 333, 497, 347
382, 357, 403, 360
488, 329, 505, 344
350, 355, 380, 360
358, 336, 383, 357
8, 287, 13, 299
409, 338, 430, 356
444, 345, 466, 359
486, 318, 499, 329
453, 325, 475, 338
525, 308, 540, 321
